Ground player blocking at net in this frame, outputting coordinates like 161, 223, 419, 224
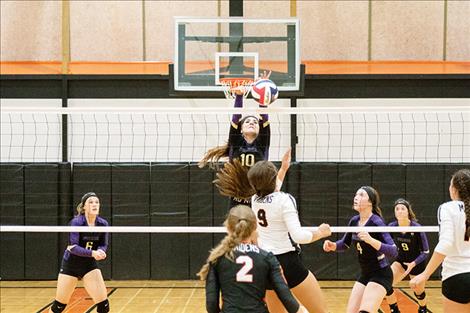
199, 71, 290, 206
49, 192, 110, 313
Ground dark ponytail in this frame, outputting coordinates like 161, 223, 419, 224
451, 169, 470, 239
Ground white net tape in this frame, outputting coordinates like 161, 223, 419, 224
1, 100, 469, 163
0, 225, 440, 233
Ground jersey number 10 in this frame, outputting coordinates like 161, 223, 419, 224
240, 154, 255, 167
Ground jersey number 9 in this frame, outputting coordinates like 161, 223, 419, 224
257, 209, 268, 227
401, 243, 409, 251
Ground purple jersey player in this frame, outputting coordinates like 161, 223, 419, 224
323, 186, 398, 313
386, 198, 430, 313
49, 192, 110, 313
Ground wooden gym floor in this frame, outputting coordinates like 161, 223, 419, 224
0, 280, 443, 313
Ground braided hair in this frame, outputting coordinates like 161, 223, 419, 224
197, 205, 257, 280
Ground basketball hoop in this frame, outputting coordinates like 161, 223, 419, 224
219, 78, 254, 100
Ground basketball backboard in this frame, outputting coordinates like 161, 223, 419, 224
173, 17, 300, 93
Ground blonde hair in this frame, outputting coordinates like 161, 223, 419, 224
197, 205, 257, 280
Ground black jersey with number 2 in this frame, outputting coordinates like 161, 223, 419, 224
205, 243, 299, 313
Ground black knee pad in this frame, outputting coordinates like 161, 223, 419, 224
96, 299, 110, 313
414, 291, 426, 300
51, 300, 67, 313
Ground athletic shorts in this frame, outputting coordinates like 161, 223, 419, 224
274, 250, 309, 288
397, 260, 426, 276
442, 272, 470, 304
60, 257, 98, 279
357, 266, 393, 295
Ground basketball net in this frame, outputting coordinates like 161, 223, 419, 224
219, 78, 254, 100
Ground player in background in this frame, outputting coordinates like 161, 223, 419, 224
386, 198, 430, 313
49, 192, 109, 313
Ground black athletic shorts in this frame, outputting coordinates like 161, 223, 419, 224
357, 266, 393, 295
398, 260, 426, 276
273, 250, 310, 288
60, 257, 99, 279
442, 272, 470, 304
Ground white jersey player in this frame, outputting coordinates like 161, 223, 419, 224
248, 160, 331, 313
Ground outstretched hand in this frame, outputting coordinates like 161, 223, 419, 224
280, 148, 292, 172
258, 70, 272, 80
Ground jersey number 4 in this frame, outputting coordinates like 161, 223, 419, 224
236, 255, 253, 283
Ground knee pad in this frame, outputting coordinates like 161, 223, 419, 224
386, 287, 395, 296
51, 300, 67, 313
96, 299, 110, 313
414, 291, 426, 300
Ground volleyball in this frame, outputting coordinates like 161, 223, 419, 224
251, 79, 279, 106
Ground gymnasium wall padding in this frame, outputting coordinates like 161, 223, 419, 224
299, 163, 338, 279
406, 164, 445, 279
150, 164, 189, 279
112, 163, 151, 279
58, 163, 72, 275
189, 164, 214, 279
72, 163, 112, 279
24, 164, 59, 279
337, 163, 372, 279
1, 162, 469, 280
0, 164, 25, 279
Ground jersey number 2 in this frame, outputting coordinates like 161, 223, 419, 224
236, 256, 253, 282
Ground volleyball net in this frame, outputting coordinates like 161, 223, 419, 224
1, 98, 469, 163
0, 99, 468, 281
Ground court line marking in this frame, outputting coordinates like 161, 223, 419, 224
400, 288, 434, 313
85, 288, 117, 313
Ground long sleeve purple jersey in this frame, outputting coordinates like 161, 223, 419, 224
336, 214, 398, 274
63, 214, 109, 260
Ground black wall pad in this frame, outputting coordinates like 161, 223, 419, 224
406, 164, 445, 279
72, 163, 113, 279
24, 164, 59, 279
212, 168, 228, 248
0, 164, 25, 279
298, 163, 338, 279
58, 163, 72, 274
372, 164, 407, 222
285, 163, 300, 200
337, 163, 372, 279
112, 164, 151, 279
188, 165, 214, 279
150, 164, 189, 279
